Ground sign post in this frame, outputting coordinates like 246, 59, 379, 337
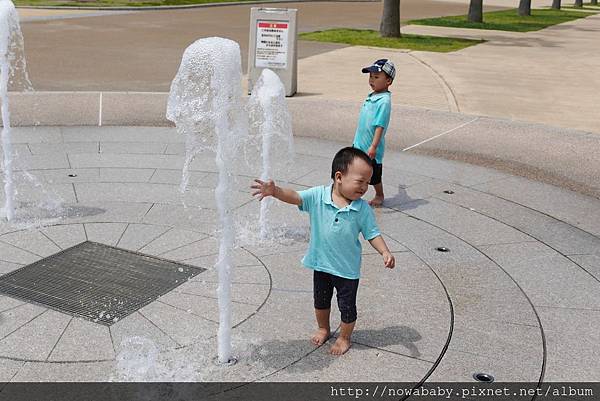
248, 7, 297, 96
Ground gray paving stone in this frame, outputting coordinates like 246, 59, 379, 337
138, 301, 217, 346
68, 153, 183, 170
0, 310, 71, 361
173, 279, 269, 308
100, 142, 167, 155
537, 307, 600, 381
163, 142, 185, 155
568, 254, 600, 281
27, 168, 100, 184
110, 311, 179, 354
114, 223, 170, 251
189, 264, 268, 285
98, 168, 156, 183
141, 203, 217, 233
0, 229, 61, 257
10, 153, 70, 170
0, 295, 25, 312
451, 286, 538, 327
138, 228, 209, 256
0, 303, 46, 340
0, 358, 25, 382
61, 126, 179, 143
431, 185, 600, 255
83, 222, 128, 246
149, 169, 210, 186
479, 242, 600, 309
0, 241, 42, 265
40, 224, 86, 250
12, 360, 117, 381
184, 248, 263, 270
474, 176, 600, 236
58, 202, 151, 224
1, 183, 75, 205
448, 318, 542, 374
158, 237, 219, 261
426, 349, 541, 382
9, 127, 63, 144
47, 317, 115, 362
402, 197, 532, 246
28, 142, 99, 155
266, 343, 433, 382
0, 261, 22, 276
385, 151, 511, 187
158, 290, 261, 327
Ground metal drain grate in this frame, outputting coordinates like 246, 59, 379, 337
0, 241, 205, 326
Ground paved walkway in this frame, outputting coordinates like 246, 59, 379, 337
0, 128, 599, 385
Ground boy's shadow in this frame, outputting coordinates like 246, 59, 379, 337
383, 185, 428, 211
252, 325, 421, 374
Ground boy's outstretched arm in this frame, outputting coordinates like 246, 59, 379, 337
251, 179, 302, 206
368, 235, 395, 269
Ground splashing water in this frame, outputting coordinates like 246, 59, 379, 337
247, 69, 294, 240
0, 0, 33, 222
167, 37, 247, 364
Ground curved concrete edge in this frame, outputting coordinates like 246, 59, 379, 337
5, 91, 599, 199
17, 0, 378, 12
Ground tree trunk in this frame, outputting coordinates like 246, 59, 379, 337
380, 0, 401, 38
574, 0, 583, 7
518, 0, 531, 16
551, 0, 561, 9
590, 0, 597, 5
468, 0, 483, 23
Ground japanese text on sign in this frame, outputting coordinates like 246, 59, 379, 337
255, 20, 288, 69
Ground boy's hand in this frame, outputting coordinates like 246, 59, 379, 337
367, 145, 377, 159
383, 252, 395, 269
251, 179, 276, 201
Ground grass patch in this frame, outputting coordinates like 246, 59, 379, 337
409, 8, 593, 32
14, 0, 254, 6
563, 5, 600, 11
298, 29, 483, 53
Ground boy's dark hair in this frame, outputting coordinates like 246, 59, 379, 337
331, 147, 372, 179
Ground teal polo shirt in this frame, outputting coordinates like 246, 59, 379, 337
353, 91, 392, 164
297, 185, 381, 279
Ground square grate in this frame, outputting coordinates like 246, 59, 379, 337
0, 241, 205, 326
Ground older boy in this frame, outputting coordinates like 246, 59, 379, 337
251, 147, 395, 355
353, 58, 395, 207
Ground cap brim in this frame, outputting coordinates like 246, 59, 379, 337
362, 66, 381, 73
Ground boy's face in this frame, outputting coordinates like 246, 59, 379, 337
335, 158, 373, 201
369, 71, 392, 93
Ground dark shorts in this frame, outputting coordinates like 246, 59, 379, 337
313, 270, 359, 324
370, 160, 383, 186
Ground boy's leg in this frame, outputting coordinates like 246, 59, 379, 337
330, 276, 359, 355
370, 182, 384, 207
312, 271, 333, 345
369, 162, 384, 206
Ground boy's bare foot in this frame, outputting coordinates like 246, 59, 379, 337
369, 196, 384, 207
311, 328, 330, 346
329, 336, 352, 355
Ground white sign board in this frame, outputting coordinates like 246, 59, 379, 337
255, 20, 289, 69
248, 8, 297, 96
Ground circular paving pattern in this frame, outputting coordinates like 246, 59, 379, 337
0, 127, 598, 383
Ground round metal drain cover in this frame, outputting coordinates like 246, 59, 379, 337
473, 372, 494, 382
443, 190, 455, 194
68, 173, 77, 177
436, 247, 450, 252
214, 356, 238, 366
